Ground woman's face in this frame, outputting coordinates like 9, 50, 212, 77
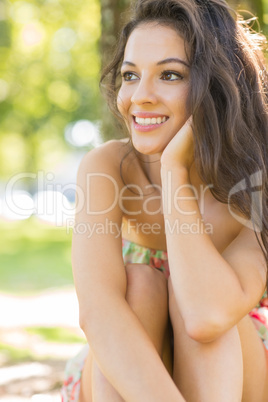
117, 22, 191, 155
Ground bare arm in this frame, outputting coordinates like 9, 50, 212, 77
73, 143, 184, 402
160, 121, 266, 343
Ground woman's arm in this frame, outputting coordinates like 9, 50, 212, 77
160, 121, 267, 343
73, 142, 184, 402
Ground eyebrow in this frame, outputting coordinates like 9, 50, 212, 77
122, 57, 190, 68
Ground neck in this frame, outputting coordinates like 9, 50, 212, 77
139, 153, 162, 188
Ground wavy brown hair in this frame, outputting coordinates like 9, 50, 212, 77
100, 0, 268, 278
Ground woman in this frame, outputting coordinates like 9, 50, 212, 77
61, 0, 268, 400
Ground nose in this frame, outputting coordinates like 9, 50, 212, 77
131, 77, 158, 105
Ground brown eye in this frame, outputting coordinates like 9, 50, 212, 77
122, 72, 139, 81
161, 71, 183, 81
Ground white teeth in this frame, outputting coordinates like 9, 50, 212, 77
135, 116, 167, 126
137, 117, 145, 125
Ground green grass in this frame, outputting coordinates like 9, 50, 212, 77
25, 327, 86, 344
0, 217, 73, 294
0, 343, 36, 363
0, 327, 86, 364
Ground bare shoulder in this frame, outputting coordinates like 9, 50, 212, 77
78, 138, 131, 177
75, 139, 132, 225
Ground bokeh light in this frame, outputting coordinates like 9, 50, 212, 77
1, 190, 34, 220
64, 119, 102, 147
0, 79, 9, 101
34, 190, 74, 226
52, 27, 77, 52
21, 22, 45, 47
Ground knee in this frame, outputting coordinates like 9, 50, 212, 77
125, 263, 168, 310
126, 264, 169, 354
168, 278, 204, 342
92, 359, 115, 397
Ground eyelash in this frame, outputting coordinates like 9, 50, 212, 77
121, 70, 184, 82
121, 71, 138, 81
160, 70, 184, 81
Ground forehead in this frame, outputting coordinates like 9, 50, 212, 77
124, 23, 187, 61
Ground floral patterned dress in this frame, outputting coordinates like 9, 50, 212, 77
61, 238, 268, 401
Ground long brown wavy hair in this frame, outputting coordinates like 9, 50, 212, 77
100, 0, 268, 279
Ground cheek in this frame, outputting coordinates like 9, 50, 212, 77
117, 87, 130, 118
181, 86, 190, 112
173, 89, 190, 120
117, 90, 132, 132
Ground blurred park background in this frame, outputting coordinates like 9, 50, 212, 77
0, 0, 267, 400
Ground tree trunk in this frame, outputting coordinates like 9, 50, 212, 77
100, 0, 131, 141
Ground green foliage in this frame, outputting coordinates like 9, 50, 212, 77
0, 217, 73, 294
0, 0, 101, 179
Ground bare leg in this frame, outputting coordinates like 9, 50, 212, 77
236, 315, 268, 402
169, 279, 243, 402
79, 264, 171, 402
91, 359, 125, 402
79, 350, 93, 402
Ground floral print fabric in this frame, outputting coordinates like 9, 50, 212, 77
121, 238, 170, 278
249, 290, 268, 348
61, 344, 89, 401
61, 238, 268, 401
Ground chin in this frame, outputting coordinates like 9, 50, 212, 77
131, 134, 167, 156
132, 139, 164, 156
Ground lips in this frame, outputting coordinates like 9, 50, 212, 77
131, 112, 169, 131
132, 113, 169, 132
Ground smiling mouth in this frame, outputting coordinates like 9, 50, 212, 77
133, 116, 168, 126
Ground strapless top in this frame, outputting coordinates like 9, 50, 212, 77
122, 238, 170, 278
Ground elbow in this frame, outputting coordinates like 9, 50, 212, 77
183, 313, 227, 343
79, 311, 91, 335
79, 305, 98, 335
79, 309, 102, 341
79, 312, 88, 333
